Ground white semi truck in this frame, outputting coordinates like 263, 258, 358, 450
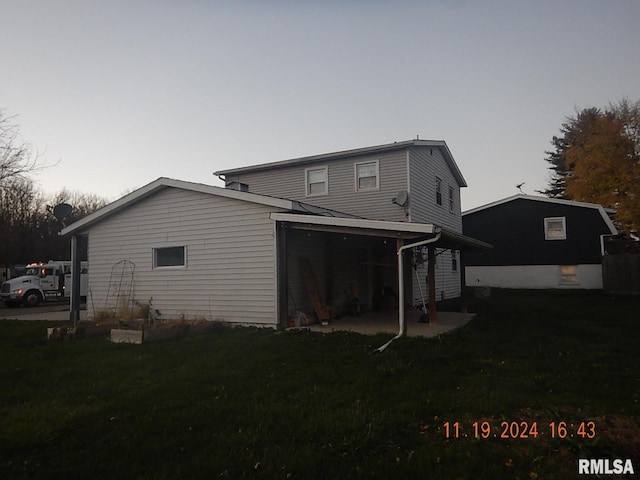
0, 261, 88, 307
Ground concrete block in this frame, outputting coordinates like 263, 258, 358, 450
110, 329, 143, 344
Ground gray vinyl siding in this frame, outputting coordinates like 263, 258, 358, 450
408, 146, 462, 232
86, 187, 282, 325
225, 151, 408, 222
412, 250, 460, 306
408, 146, 462, 301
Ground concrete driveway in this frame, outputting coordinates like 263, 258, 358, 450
0, 302, 87, 321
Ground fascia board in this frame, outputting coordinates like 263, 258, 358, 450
270, 212, 436, 235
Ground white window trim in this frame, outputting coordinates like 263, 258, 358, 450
153, 245, 187, 269
544, 217, 567, 240
305, 166, 328, 197
354, 160, 380, 192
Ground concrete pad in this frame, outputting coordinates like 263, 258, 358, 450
304, 309, 474, 338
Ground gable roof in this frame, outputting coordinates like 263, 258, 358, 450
214, 139, 467, 187
60, 177, 356, 236
462, 194, 618, 234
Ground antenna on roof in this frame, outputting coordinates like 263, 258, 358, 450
516, 182, 525, 194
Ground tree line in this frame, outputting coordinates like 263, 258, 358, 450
1, 110, 107, 267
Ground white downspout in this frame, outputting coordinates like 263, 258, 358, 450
376, 231, 441, 352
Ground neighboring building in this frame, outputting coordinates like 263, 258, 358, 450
62, 141, 488, 327
462, 195, 618, 289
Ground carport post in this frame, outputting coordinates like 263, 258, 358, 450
459, 249, 468, 313
70, 234, 81, 327
428, 246, 437, 324
376, 232, 441, 353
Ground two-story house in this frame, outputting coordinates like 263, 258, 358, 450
61, 140, 488, 329
216, 139, 470, 304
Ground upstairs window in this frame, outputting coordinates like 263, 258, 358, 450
435, 177, 442, 206
544, 217, 566, 240
154, 246, 186, 268
305, 166, 328, 196
355, 161, 379, 191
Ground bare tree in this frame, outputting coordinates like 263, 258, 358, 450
0, 177, 41, 265
0, 109, 43, 185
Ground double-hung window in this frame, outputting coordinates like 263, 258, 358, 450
544, 217, 566, 240
355, 161, 379, 191
305, 166, 328, 196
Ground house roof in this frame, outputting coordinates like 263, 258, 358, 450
462, 194, 618, 235
60, 177, 356, 236
214, 139, 467, 187
61, 176, 490, 251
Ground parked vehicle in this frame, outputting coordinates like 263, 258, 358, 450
0, 261, 87, 307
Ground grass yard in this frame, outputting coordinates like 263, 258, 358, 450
0, 290, 639, 479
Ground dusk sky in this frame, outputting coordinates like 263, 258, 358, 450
2, 0, 639, 210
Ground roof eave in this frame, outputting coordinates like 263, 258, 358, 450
60, 177, 296, 236
215, 139, 463, 179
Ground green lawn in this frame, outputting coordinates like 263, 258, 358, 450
1, 290, 639, 479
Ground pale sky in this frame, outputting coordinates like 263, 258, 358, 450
1, 0, 639, 211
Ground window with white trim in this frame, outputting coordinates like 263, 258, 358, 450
355, 161, 379, 191
451, 250, 458, 271
544, 217, 566, 240
435, 177, 442, 206
305, 166, 328, 196
153, 246, 186, 268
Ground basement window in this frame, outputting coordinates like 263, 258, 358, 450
560, 265, 577, 284
154, 246, 186, 268
544, 217, 566, 240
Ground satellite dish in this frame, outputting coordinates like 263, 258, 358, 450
392, 190, 408, 207
52, 203, 73, 220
